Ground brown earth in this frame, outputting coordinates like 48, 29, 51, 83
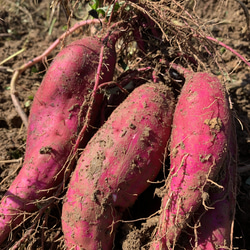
0, 0, 250, 249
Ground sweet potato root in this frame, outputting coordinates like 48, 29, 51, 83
186, 122, 237, 250
0, 35, 117, 245
61, 83, 175, 249
151, 71, 232, 249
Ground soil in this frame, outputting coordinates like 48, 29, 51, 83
0, 0, 250, 249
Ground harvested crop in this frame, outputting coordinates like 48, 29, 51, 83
61, 83, 175, 249
0, 35, 117, 244
151, 70, 232, 249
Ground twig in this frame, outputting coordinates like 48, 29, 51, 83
205, 35, 250, 68
10, 71, 29, 128
0, 48, 26, 66
0, 66, 13, 73
107, 0, 118, 26
0, 158, 22, 164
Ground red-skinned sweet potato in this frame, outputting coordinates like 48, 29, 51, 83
61, 83, 175, 250
0, 35, 117, 245
185, 122, 237, 250
150, 70, 232, 249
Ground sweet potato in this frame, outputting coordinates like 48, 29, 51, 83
0, 35, 117, 244
186, 123, 237, 250
151, 71, 232, 249
61, 83, 175, 250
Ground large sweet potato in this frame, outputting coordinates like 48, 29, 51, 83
151, 71, 232, 249
61, 83, 175, 249
0, 35, 117, 245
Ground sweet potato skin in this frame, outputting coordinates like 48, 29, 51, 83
0, 36, 116, 244
61, 83, 175, 250
187, 122, 237, 250
151, 72, 232, 249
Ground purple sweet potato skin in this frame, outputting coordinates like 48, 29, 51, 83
151, 72, 232, 249
0, 36, 116, 245
61, 83, 175, 250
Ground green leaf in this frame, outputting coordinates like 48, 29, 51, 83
96, 8, 105, 17
48, 17, 57, 36
62, 25, 67, 31
97, 1, 125, 18
90, 0, 100, 10
28, 95, 34, 101
219, 47, 226, 54
31, 66, 38, 73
